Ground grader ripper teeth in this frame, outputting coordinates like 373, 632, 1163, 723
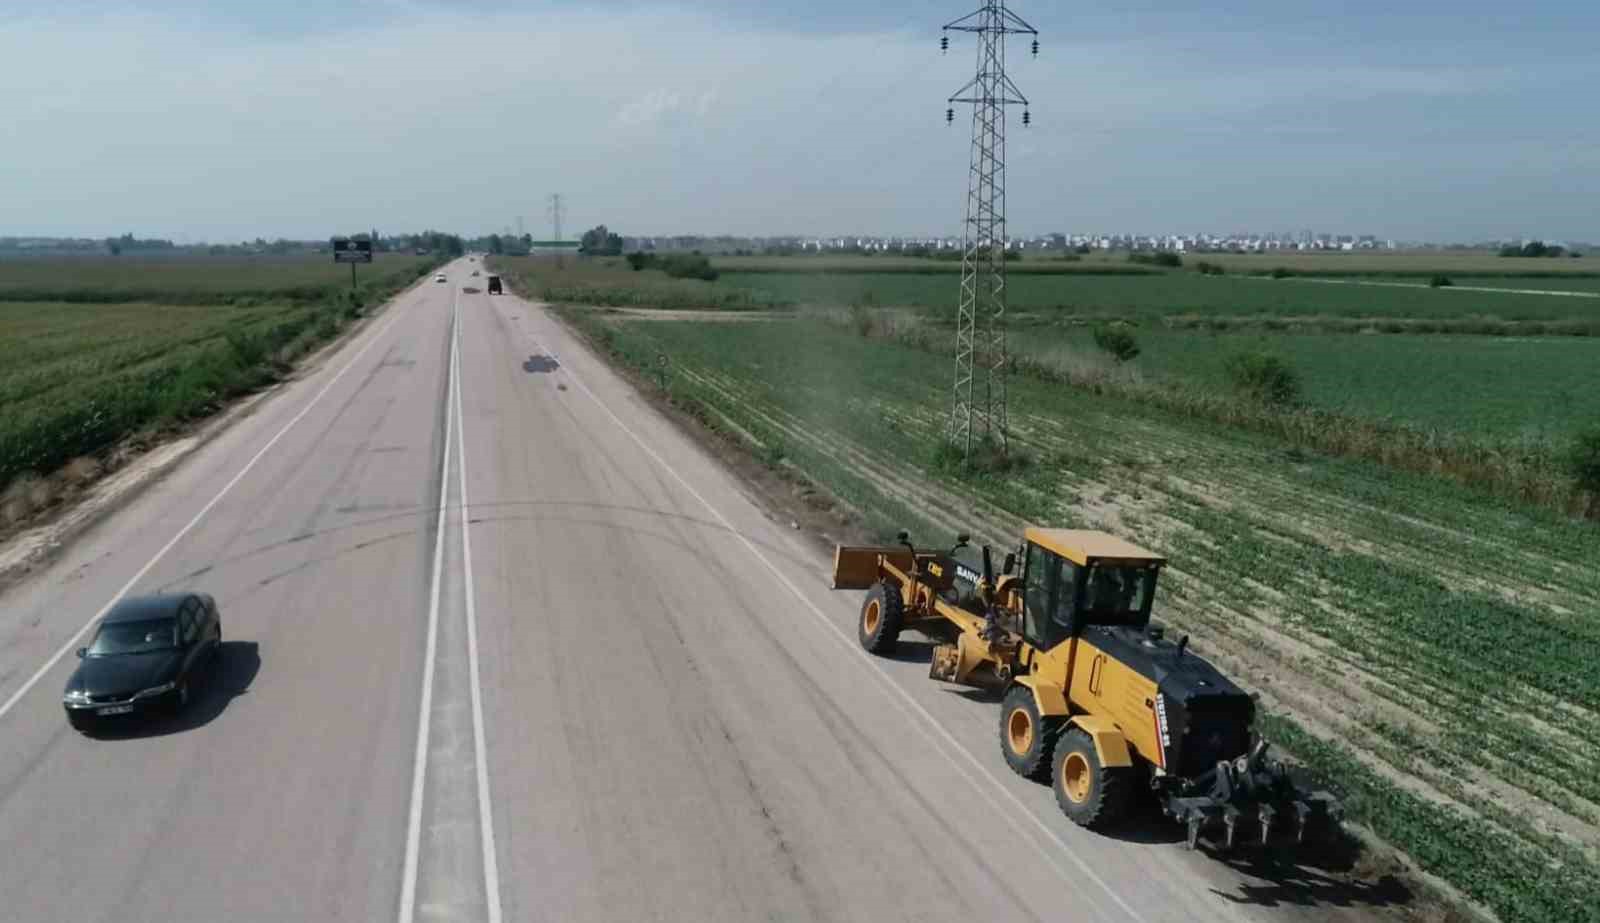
833, 527, 1342, 850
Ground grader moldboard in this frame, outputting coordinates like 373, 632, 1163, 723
833, 527, 1341, 850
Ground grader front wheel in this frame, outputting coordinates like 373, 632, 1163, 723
999, 686, 1060, 782
858, 581, 904, 654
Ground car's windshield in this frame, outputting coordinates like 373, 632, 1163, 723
87, 618, 176, 656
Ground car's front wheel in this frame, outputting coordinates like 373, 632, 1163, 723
66, 710, 93, 734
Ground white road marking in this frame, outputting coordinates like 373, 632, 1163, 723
513, 311, 1147, 922
0, 290, 420, 725
397, 282, 458, 923
452, 296, 504, 922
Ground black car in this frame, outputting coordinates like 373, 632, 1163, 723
62, 593, 222, 732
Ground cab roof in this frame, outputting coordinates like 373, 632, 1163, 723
1024, 527, 1165, 567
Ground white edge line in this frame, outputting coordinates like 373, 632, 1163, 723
453, 293, 504, 922
516, 307, 1147, 923
397, 280, 457, 923
0, 288, 417, 724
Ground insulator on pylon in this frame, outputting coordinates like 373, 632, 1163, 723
946, 108, 955, 124
1032, 39, 1040, 56
1022, 109, 1031, 127
940, 35, 949, 53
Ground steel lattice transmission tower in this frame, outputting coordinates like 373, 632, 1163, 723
547, 194, 565, 242
942, 2, 1037, 461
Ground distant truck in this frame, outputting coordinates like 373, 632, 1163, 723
487, 275, 503, 295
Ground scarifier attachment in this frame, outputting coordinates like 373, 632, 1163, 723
1166, 739, 1342, 850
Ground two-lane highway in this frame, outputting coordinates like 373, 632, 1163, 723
0, 261, 1385, 922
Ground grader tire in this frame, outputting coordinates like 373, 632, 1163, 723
1053, 728, 1132, 830
858, 581, 904, 654
1000, 685, 1061, 783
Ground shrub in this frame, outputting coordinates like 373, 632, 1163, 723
1269, 267, 1293, 279
1568, 428, 1600, 501
660, 253, 719, 281
1195, 261, 1225, 276
1092, 325, 1141, 363
625, 251, 657, 272
1224, 350, 1301, 404
1429, 274, 1453, 288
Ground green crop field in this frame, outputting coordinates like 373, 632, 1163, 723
0, 254, 440, 504
562, 309, 1600, 923
0, 252, 435, 304
499, 254, 1600, 462
717, 270, 1600, 324
1012, 327, 1600, 440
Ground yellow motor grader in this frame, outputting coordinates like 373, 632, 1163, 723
833, 526, 1340, 849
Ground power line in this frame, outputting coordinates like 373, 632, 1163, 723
943, 2, 1037, 462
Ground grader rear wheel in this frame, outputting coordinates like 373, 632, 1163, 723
1053, 728, 1131, 830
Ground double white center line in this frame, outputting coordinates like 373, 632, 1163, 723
398, 283, 502, 923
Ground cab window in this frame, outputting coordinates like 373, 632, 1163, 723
1078, 563, 1159, 627
1021, 544, 1076, 650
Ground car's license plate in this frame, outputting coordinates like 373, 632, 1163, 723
97, 705, 134, 716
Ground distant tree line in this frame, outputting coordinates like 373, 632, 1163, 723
1499, 240, 1579, 258
470, 233, 533, 256
104, 233, 176, 255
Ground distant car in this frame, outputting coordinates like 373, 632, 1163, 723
434, 273, 447, 283
472, 270, 480, 276
487, 275, 503, 295
62, 593, 222, 732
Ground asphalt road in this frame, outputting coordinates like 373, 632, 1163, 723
0, 260, 1398, 922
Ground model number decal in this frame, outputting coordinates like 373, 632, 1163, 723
1155, 694, 1172, 749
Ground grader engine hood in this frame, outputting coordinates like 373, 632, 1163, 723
1086, 625, 1342, 848
1083, 626, 1254, 777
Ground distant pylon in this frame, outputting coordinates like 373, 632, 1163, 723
943, 2, 1037, 462
548, 194, 565, 243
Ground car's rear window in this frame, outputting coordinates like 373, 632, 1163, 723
88, 618, 176, 655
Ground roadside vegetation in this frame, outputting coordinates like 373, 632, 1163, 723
0, 252, 434, 305
0, 253, 440, 520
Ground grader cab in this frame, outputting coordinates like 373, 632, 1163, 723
833, 527, 1340, 850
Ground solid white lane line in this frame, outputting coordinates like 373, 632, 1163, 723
397, 284, 457, 923
0, 289, 420, 725
452, 297, 504, 922
517, 312, 1147, 922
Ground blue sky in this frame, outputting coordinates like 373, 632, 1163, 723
3, 1, 1597, 242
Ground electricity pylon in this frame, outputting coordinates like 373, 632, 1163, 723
943, 2, 1037, 462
